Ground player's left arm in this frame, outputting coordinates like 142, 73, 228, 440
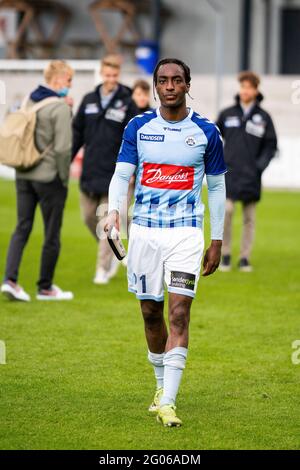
202, 174, 226, 276
202, 123, 227, 276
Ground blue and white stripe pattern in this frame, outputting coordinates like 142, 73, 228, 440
117, 107, 226, 229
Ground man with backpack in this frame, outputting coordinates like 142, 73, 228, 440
0, 60, 74, 301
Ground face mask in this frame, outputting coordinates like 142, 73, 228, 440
57, 87, 69, 97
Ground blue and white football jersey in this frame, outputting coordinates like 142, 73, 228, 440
117, 107, 226, 228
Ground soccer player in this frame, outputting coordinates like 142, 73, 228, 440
105, 58, 226, 427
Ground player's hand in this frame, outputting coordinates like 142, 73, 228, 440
104, 210, 120, 233
202, 240, 222, 276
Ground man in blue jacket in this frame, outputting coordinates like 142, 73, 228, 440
216, 71, 277, 272
72, 54, 138, 284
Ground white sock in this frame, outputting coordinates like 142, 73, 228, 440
148, 350, 165, 389
160, 346, 188, 407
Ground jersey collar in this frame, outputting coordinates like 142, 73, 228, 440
156, 107, 193, 123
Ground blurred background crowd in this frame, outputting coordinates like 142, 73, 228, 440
0, 0, 299, 300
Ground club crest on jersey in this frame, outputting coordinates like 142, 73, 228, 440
185, 136, 196, 147
141, 162, 194, 190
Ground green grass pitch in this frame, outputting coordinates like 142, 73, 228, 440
0, 179, 299, 450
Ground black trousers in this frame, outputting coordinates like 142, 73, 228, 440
5, 177, 68, 290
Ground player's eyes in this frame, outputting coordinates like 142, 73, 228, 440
158, 79, 182, 84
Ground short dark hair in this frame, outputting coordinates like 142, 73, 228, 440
153, 58, 191, 85
238, 70, 260, 89
133, 79, 150, 93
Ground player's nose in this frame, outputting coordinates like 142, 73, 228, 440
166, 80, 175, 90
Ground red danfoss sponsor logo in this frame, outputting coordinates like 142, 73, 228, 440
141, 162, 194, 190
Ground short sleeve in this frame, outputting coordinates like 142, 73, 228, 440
117, 118, 138, 166
204, 125, 227, 176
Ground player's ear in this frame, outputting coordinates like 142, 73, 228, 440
186, 83, 191, 94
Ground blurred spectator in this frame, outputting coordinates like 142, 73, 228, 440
216, 71, 277, 272
132, 79, 153, 113
125, 78, 154, 250
1, 60, 74, 301
72, 54, 138, 285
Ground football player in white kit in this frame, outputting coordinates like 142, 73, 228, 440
105, 58, 226, 427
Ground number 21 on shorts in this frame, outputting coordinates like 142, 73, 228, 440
133, 273, 147, 293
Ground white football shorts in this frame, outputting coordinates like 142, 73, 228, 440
127, 223, 204, 301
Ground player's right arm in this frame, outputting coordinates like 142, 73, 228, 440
104, 118, 138, 232
105, 162, 136, 231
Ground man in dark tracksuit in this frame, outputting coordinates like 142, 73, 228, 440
72, 54, 138, 284
216, 71, 277, 272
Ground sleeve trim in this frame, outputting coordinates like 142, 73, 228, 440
206, 169, 227, 176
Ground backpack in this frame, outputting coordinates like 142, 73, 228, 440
0, 96, 60, 170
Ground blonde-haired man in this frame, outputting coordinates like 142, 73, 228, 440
72, 54, 138, 284
1, 60, 74, 301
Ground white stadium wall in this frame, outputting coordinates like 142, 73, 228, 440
0, 61, 299, 188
